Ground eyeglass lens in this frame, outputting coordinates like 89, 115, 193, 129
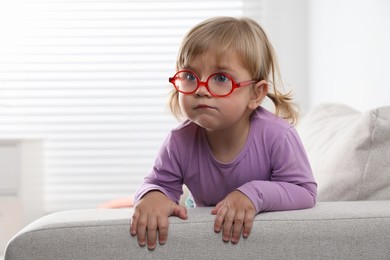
173, 71, 233, 96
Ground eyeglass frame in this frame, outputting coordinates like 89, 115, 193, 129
168, 70, 257, 97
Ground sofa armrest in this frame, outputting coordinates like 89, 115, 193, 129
5, 201, 390, 260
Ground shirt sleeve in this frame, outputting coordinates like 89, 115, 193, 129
134, 132, 184, 204
237, 127, 317, 213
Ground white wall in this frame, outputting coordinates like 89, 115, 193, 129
0, 140, 44, 223
261, 0, 310, 113
308, 0, 390, 112
0, 142, 19, 196
0, 140, 44, 255
261, 0, 390, 114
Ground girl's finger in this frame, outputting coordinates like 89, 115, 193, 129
136, 214, 148, 247
211, 201, 224, 215
213, 202, 228, 233
231, 210, 245, 243
146, 215, 158, 250
221, 206, 235, 242
130, 210, 139, 236
157, 215, 169, 245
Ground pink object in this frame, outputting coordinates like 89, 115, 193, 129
97, 197, 134, 209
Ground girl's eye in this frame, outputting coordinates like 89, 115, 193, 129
213, 73, 230, 83
185, 72, 197, 81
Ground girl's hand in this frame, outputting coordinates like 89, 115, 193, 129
211, 190, 256, 244
130, 191, 188, 250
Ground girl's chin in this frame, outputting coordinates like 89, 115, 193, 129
188, 116, 214, 128
190, 118, 224, 131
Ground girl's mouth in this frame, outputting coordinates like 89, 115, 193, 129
194, 104, 216, 110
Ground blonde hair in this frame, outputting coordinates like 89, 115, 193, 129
169, 16, 298, 124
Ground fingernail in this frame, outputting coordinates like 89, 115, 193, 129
148, 243, 156, 250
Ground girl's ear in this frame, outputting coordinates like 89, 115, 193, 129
248, 80, 268, 110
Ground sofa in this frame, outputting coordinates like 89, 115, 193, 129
4, 103, 390, 260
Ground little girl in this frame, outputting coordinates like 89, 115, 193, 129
130, 16, 317, 250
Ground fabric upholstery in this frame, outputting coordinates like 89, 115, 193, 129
5, 202, 390, 260
297, 103, 390, 201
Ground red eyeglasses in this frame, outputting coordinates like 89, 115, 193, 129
169, 70, 256, 97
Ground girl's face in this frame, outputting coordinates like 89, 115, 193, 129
178, 49, 256, 131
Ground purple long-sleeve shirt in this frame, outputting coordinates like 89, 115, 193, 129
135, 107, 317, 213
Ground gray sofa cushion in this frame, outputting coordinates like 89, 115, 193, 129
297, 103, 390, 201
5, 201, 390, 260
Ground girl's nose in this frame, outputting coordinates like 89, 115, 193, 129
194, 81, 211, 97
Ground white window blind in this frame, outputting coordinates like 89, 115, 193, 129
0, 0, 263, 213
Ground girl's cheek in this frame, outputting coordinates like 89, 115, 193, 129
178, 95, 191, 113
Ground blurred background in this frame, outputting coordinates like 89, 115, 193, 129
0, 0, 389, 255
